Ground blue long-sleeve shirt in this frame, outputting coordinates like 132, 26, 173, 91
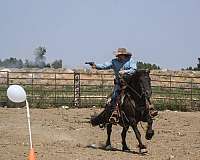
96, 57, 137, 83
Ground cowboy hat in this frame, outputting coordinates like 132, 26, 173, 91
114, 48, 132, 57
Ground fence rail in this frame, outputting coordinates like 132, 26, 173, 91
0, 71, 200, 111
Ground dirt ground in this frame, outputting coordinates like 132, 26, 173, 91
0, 107, 200, 160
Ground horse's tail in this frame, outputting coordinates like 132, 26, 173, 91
90, 109, 108, 127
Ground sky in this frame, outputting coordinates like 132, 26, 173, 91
0, 0, 200, 70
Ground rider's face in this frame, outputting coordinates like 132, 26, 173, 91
117, 54, 126, 61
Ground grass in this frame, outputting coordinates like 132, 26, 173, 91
0, 75, 200, 110
0, 84, 199, 110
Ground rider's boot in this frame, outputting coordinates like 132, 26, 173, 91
149, 104, 158, 117
109, 110, 119, 124
109, 105, 119, 124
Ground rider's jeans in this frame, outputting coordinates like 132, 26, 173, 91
111, 84, 121, 108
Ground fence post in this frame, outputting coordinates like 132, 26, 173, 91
74, 72, 80, 107
6, 71, 9, 87
169, 74, 172, 108
31, 73, 34, 104
101, 74, 103, 94
190, 78, 193, 110
101, 74, 104, 106
55, 73, 57, 106
6, 71, 9, 105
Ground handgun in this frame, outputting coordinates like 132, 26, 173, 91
85, 62, 95, 66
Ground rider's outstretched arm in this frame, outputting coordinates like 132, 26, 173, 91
95, 61, 113, 70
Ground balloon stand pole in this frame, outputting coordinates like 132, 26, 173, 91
26, 100, 33, 149
26, 100, 36, 160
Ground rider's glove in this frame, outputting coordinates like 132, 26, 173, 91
119, 70, 125, 75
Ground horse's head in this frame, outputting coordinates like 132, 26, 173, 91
124, 69, 152, 99
136, 69, 152, 98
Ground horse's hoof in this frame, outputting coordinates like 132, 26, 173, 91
140, 148, 148, 154
145, 130, 154, 140
105, 145, 112, 150
138, 145, 147, 154
122, 145, 130, 152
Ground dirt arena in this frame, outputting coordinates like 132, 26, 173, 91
0, 107, 200, 160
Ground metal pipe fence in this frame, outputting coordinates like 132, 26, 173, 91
0, 71, 200, 111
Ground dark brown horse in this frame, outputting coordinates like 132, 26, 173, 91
90, 70, 155, 153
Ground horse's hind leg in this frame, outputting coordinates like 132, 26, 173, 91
131, 124, 147, 153
121, 126, 130, 151
105, 123, 112, 150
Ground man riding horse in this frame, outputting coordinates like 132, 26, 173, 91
88, 48, 158, 123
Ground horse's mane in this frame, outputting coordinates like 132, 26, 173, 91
124, 69, 152, 102
124, 69, 150, 88
126, 69, 150, 81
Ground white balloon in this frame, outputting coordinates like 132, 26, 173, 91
7, 85, 27, 103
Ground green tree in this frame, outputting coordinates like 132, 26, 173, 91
34, 46, 47, 68
185, 58, 200, 71
137, 61, 160, 70
17, 59, 23, 68
51, 59, 62, 69
0, 57, 23, 68
24, 59, 34, 68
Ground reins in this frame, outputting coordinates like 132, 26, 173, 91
126, 83, 142, 99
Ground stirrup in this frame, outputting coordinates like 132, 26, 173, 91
150, 110, 158, 117
109, 111, 119, 124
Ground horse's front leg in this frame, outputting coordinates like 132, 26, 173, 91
131, 123, 147, 153
121, 126, 130, 151
145, 115, 154, 140
105, 123, 112, 150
